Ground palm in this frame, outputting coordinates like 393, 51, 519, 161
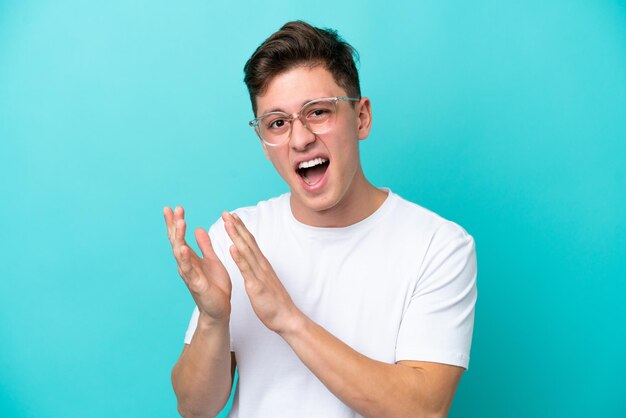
186, 239, 232, 319
165, 206, 232, 321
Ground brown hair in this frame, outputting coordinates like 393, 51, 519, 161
243, 20, 361, 115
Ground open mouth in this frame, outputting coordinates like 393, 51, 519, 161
297, 157, 330, 186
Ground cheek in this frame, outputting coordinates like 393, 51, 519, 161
267, 151, 293, 177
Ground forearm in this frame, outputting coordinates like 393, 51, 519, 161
280, 313, 446, 418
172, 314, 232, 418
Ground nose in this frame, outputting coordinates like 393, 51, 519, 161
289, 117, 316, 151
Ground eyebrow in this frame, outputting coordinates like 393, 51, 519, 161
259, 98, 317, 116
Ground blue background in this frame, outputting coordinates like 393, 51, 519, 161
1, 1, 625, 417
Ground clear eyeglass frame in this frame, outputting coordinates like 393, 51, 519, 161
248, 96, 360, 147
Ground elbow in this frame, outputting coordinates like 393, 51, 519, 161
393, 405, 448, 418
413, 399, 453, 418
173, 381, 229, 418
409, 394, 453, 418
372, 406, 448, 418
171, 370, 231, 418
172, 372, 224, 418
176, 404, 197, 418
176, 403, 215, 418
425, 409, 449, 418
174, 390, 226, 418
176, 392, 228, 418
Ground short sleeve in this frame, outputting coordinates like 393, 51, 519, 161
395, 221, 477, 369
184, 306, 200, 344
182, 219, 234, 351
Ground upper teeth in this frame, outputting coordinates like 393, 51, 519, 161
298, 158, 327, 169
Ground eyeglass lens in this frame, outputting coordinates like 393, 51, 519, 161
258, 99, 337, 145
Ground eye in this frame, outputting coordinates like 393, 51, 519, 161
269, 119, 286, 129
306, 106, 333, 120
264, 115, 290, 131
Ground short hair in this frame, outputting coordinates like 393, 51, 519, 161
243, 20, 361, 115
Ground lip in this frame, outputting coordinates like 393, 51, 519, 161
296, 160, 330, 193
292, 153, 330, 171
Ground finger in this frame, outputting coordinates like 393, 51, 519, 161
178, 244, 198, 280
174, 206, 185, 220
223, 213, 260, 267
195, 228, 218, 260
164, 206, 174, 240
171, 206, 183, 239
228, 214, 278, 283
175, 218, 187, 247
222, 212, 251, 252
229, 244, 257, 283
229, 213, 265, 260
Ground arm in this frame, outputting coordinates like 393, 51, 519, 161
164, 206, 234, 418
223, 212, 465, 418
171, 320, 234, 418
281, 313, 462, 418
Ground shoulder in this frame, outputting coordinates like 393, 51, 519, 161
391, 195, 477, 288
385, 193, 477, 305
230, 193, 290, 230
386, 191, 474, 245
209, 193, 290, 237
206, 193, 290, 258
231, 193, 289, 219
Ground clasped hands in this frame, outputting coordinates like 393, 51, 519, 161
164, 206, 302, 335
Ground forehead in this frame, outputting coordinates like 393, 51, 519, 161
256, 66, 346, 115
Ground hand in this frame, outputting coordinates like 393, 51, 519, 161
164, 206, 232, 323
222, 211, 302, 335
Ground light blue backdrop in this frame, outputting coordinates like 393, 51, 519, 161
1, 1, 624, 417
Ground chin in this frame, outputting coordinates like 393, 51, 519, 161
297, 187, 346, 213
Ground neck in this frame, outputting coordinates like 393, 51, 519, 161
290, 169, 388, 228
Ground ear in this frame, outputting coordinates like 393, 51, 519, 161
356, 97, 372, 141
261, 140, 271, 160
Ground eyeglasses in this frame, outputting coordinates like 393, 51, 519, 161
249, 96, 360, 146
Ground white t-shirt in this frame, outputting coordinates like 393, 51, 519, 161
184, 189, 477, 418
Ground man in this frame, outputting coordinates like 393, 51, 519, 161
164, 21, 477, 418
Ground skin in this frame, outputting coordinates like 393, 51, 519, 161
166, 206, 235, 418
168, 66, 464, 418
256, 65, 387, 227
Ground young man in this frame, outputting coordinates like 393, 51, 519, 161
165, 21, 477, 418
